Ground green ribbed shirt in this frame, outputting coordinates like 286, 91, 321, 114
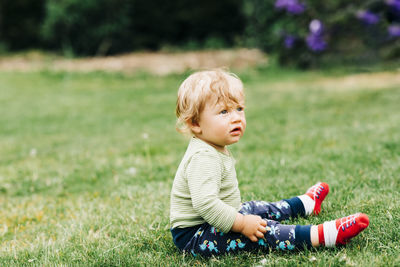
170, 137, 241, 233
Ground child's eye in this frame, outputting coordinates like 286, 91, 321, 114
220, 110, 228, 115
237, 107, 244, 112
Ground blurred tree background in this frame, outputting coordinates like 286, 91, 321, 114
0, 0, 399, 67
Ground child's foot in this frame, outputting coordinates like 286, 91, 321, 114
318, 213, 369, 247
298, 182, 329, 216
305, 182, 329, 215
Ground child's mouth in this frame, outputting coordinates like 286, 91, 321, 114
230, 127, 242, 135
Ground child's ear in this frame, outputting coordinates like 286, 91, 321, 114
187, 119, 202, 134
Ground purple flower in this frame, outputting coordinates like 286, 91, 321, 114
275, 0, 306, 15
286, 0, 306, 14
386, 0, 400, 18
386, 0, 400, 12
388, 24, 400, 37
306, 20, 326, 52
275, 0, 289, 9
356, 10, 380, 25
309, 19, 324, 35
306, 34, 327, 52
284, 35, 297, 49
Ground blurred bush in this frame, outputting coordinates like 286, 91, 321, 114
0, 0, 46, 50
33, 0, 244, 55
129, 0, 244, 51
243, 0, 400, 67
41, 0, 133, 56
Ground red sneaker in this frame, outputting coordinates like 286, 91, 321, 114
305, 182, 329, 215
335, 213, 369, 245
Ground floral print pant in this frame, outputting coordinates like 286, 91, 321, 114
182, 199, 299, 257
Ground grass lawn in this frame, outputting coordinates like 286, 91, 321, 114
0, 66, 399, 266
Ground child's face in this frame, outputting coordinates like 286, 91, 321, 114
191, 98, 246, 153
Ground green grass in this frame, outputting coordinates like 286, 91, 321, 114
0, 66, 399, 266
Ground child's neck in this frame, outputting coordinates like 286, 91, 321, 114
194, 136, 229, 155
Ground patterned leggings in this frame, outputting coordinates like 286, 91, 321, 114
182, 199, 309, 257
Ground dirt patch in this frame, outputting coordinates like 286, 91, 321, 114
268, 71, 400, 91
0, 49, 268, 75
315, 72, 400, 90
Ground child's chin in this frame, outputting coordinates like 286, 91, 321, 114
228, 138, 241, 145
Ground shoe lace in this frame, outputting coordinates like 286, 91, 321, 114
308, 183, 325, 199
338, 213, 358, 232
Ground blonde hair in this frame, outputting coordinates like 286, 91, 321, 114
176, 69, 244, 134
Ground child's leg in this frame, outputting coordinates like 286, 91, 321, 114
182, 220, 302, 257
240, 182, 329, 221
239, 200, 293, 221
182, 213, 369, 257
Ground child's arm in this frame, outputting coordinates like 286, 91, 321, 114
231, 213, 267, 242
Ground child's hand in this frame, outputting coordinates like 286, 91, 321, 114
231, 213, 267, 242
242, 215, 267, 242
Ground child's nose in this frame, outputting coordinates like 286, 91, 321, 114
231, 110, 243, 122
